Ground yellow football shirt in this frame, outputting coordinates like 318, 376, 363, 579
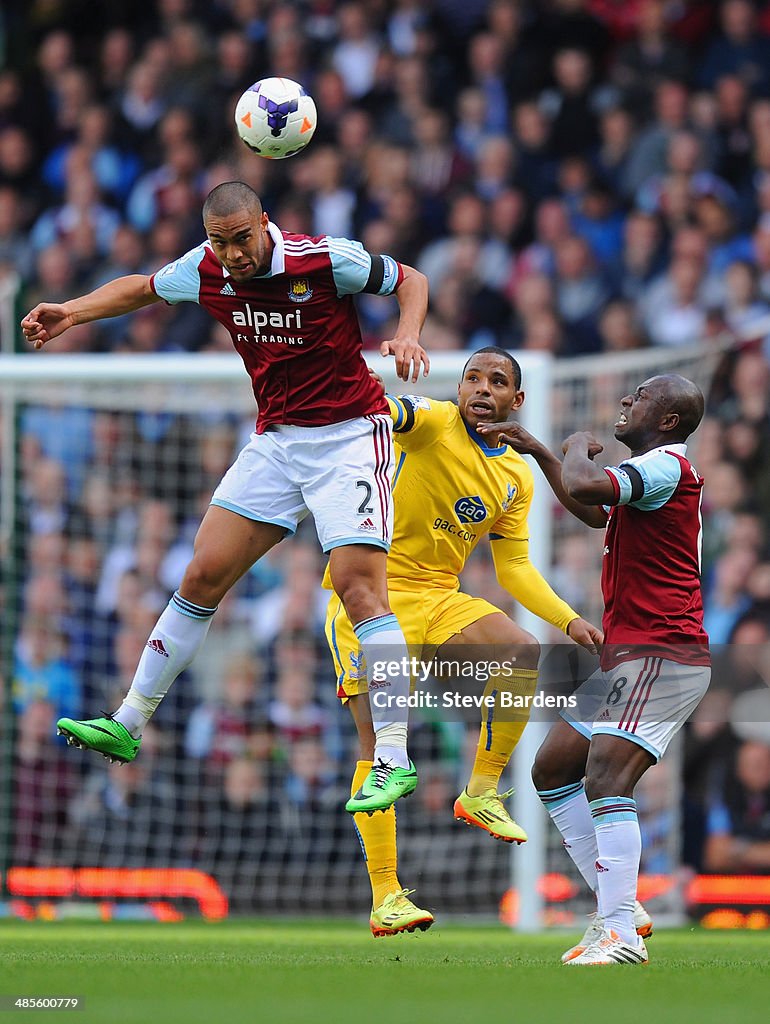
381, 396, 533, 590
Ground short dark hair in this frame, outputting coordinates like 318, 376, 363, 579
655, 373, 705, 440
463, 346, 522, 389
203, 181, 262, 222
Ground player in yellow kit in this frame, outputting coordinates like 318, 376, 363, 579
324, 347, 603, 936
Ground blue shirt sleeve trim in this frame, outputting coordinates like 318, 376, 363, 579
619, 450, 683, 511
152, 242, 207, 304
328, 237, 372, 295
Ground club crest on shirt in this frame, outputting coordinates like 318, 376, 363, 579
501, 482, 517, 512
454, 495, 487, 524
288, 278, 313, 303
349, 651, 367, 680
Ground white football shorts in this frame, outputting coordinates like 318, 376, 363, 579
561, 655, 711, 761
211, 413, 394, 552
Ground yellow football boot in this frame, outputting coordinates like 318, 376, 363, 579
369, 889, 435, 938
453, 787, 527, 844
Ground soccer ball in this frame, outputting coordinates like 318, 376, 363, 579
234, 77, 317, 160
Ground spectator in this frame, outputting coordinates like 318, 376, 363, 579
703, 547, 757, 644
249, 542, 327, 645
115, 59, 168, 159
598, 298, 649, 351
513, 196, 571, 283
22, 456, 71, 537
642, 257, 707, 347
612, 209, 664, 302
13, 616, 81, 725
594, 106, 636, 201
465, 31, 510, 135
714, 75, 753, 188
723, 259, 770, 342
611, 0, 689, 118
13, 700, 76, 865
570, 179, 625, 266
195, 756, 285, 911
539, 47, 600, 158
623, 79, 692, 197
269, 672, 328, 748
41, 103, 141, 205
698, 0, 770, 97
331, 1, 381, 100
67, 726, 179, 867
185, 650, 267, 765
704, 740, 770, 873
30, 162, 120, 257
0, 185, 35, 281
552, 234, 612, 353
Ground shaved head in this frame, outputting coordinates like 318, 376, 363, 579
648, 373, 705, 439
203, 181, 262, 223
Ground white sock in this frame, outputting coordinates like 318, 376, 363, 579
590, 796, 641, 945
537, 782, 598, 895
113, 591, 216, 737
354, 612, 410, 769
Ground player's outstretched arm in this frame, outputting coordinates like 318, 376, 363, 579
21, 275, 160, 350
491, 537, 602, 655
380, 264, 430, 382
479, 420, 607, 529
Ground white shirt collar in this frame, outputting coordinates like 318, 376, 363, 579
265, 220, 284, 276
624, 442, 687, 463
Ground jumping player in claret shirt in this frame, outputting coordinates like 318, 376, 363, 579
21, 181, 429, 812
483, 374, 709, 966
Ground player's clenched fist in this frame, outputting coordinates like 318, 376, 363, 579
562, 431, 604, 459
21, 303, 73, 349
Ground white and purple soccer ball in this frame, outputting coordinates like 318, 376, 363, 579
234, 77, 317, 160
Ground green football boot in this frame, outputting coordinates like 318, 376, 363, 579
345, 758, 418, 814
57, 715, 141, 764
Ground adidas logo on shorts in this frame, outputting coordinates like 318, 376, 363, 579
359, 518, 377, 532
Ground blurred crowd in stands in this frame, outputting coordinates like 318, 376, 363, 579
3, 0, 770, 909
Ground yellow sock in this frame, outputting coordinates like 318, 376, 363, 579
468, 668, 539, 797
351, 760, 400, 908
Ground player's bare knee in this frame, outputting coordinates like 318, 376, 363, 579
531, 752, 575, 793
338, 580, 388, 626
585, 758, 634, 800
180, 559, 230, 607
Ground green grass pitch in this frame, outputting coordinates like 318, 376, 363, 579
1, 920, 768, 1024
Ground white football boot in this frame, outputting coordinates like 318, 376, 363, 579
561, 900, 653, 963
564, 927, 648, 966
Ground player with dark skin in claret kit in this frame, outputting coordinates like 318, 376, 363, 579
479, 374, 707, 965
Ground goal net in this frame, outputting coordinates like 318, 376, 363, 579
0, 343, 725, 925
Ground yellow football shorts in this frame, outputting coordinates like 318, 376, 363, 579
325, 587, 503, 701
